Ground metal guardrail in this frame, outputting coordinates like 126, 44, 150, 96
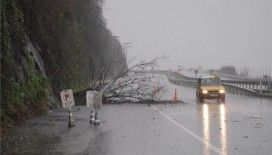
164, 71, 272, 97
214, 72, 271, 81
222, 83, 256, 93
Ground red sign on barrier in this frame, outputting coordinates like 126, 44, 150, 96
60, 89, 75, 108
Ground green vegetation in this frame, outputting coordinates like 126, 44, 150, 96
1, 0, 126, 131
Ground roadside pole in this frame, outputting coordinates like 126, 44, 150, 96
259, 80, 262, 95
113, 36, 119, 77
68, 106, 75, 128
194, 69, 198, 79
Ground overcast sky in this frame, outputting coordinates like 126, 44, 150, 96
104, 0, 272, 70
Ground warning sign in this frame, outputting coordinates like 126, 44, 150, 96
86, 91, 102, 110
60, 89, 75, 108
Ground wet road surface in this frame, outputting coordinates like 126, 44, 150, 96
1, 76, 272, 155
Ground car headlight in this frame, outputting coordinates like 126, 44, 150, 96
219, 89, 225, 94
202, 90, 208, 94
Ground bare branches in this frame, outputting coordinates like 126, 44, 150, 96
89, 60, 113, 91
89, 58, 165, 103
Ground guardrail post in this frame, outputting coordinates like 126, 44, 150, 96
259, 80, 262, 95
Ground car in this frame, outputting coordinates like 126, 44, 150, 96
196, 76, 225, 102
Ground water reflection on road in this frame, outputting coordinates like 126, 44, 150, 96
202, 103, 210, 155
197, 102, 227, 155
219, 103, 227, 155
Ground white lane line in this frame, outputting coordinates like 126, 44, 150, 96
170, 113, 195, 115
151, 105, 221, 155
243, 112, 262, 118
170, 112, 221, 116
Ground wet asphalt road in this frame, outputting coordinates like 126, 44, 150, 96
1, 76, 272, 155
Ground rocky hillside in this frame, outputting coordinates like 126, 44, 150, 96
0, 0, 127, 130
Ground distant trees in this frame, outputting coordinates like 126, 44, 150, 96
219, 65, 237, 75
239, 68, 249, 77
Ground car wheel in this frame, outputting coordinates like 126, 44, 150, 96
221, 96, 225, 102
199, 95, 204, 102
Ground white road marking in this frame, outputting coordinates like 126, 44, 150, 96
170, 112, 196, 115
151, 105, 221, 155
170, 112, 219, 116
243, 112, 262, 118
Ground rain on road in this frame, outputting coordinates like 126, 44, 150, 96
1, 75, 272, 155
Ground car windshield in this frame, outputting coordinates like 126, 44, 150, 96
201, 78, 221, 86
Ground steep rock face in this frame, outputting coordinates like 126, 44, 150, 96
18, 0, 127, 91
0, 0, 126, 129
25, 36, 47, 78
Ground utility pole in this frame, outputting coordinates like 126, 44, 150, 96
113, 36, 118, 77
123, 42, 132, 62
194, 69, 198, 79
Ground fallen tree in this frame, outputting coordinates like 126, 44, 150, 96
89, 58, 167, 103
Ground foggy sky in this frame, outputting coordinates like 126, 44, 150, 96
104, 0, 272, 70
